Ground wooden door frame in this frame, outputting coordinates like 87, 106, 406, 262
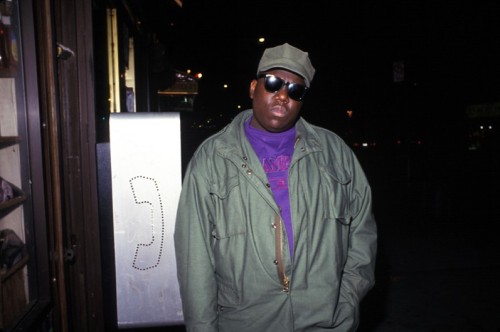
34, 0, 104, 330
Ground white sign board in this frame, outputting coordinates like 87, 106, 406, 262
110, 112, 183, 328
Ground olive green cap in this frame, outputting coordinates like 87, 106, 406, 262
257, 43, 315, 87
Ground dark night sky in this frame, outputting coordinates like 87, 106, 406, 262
139, 0, 500, 143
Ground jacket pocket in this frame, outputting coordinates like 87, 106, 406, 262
209, 174, 246, 239
216, 275, 241, 306
319, 165, 352, 225
210, 173, 239, 200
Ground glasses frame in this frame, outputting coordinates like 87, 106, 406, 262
257, 74, 308, 101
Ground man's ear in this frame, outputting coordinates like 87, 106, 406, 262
249, 79, 257, 99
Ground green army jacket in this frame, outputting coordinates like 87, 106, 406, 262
174, 109, 377, 332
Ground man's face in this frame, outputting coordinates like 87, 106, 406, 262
249, 69, 305, 133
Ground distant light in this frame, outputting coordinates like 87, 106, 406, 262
186, 69, 191, 74
237, 105, 242, 109
480, 125, 484, 130
195, 73, 203, 79
489, 125, 493, 130
346, 109, 353, 118
362, 143, 368, 147
258, 37, 266, 43
223, 84, 228, 89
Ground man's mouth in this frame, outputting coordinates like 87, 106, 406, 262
270, 105, 287, 117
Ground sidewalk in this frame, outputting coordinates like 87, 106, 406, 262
359, 205, 500, 332
364, 266, 500, 331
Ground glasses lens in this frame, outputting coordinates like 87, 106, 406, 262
287, 84, 307, 101
264, 75, 285, 93
260, 74, 308, 101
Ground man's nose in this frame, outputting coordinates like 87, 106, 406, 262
275, 85, 289, 102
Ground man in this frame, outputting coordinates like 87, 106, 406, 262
174, 43, 377, 332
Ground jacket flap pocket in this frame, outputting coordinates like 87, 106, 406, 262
320, 165, 352, 224
319, 164, 351, 185
209, 174, 239, 199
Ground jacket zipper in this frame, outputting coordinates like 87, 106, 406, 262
274, 213, 289, 292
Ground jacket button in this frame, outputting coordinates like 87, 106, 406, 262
266, 183, 271, 188
243, 156, 248, 160
242, 164, 247, 168
273, 260, 278, 265
246, 169, 252, 175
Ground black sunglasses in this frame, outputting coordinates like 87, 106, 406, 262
257, 74, 308, 101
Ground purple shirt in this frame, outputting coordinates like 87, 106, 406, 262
245, 118, 295, 259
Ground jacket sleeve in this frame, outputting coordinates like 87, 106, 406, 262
333, 153, 378, 331
174, 156, 218, 332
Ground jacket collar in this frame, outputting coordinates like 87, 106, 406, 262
214, 109, 323, 160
